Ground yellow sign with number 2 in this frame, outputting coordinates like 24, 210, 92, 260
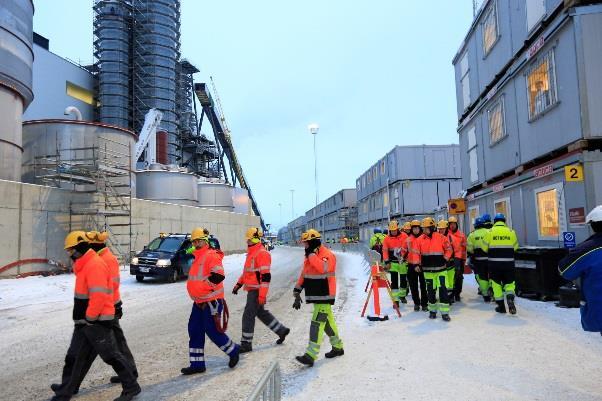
565, 165, 584, 182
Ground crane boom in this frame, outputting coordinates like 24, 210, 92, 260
134, 108, 163, 163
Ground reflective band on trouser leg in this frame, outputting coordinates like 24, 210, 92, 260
398, 262, 408, 297
437, 272, 450, 313
241, 290, 259, 344
446, 267, 455, 291
187, 304, 206, 368
504, 281, 516, 296
305, 304, 329, 360
389, 269, 400, 301
322, 304, 343, 350
424, 272, 438, 312
490, 279, 504, 301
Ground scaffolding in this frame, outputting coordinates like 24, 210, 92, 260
33, 136, 134, 263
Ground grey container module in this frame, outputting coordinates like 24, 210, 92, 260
137, 166, 198, 206
197, 181, 234, 212
514, 247, 569, 301
0, 0, 34, 181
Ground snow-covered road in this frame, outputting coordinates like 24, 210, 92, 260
1, 248, 601, 401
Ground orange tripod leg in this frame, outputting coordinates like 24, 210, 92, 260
361, 281, 373, 317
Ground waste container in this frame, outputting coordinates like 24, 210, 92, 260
514, 247, 569, 301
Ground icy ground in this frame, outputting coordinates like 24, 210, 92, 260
1, 248, 601, 401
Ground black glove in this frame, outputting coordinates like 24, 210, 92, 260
293, 290, 303, 310
115, 304, 123, 320
232, 283, 242, 295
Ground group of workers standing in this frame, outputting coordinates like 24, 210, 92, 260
54, 225, 342, 400
370, 212, 519, 321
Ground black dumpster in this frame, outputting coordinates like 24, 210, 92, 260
514, 247, 569, 301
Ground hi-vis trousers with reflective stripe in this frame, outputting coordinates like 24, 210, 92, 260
388, 261, 408, 300
241, 290, 288, 345
188, 301, 238, 369
424, 270, 450, 314
305, 304, 343, 360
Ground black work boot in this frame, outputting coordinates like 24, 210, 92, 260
228, 351, 240, 368
325, 348, 344, 359
413, 304, 420, 312
483, 295, 492, 303
51, 383, 78, 396
421, 305, 428, 312
495, 300, 507, 314
295, 354, 314, 367
113, 383, 141, 401
429, 311, 437, 319
181, 366, 206, 375
442, 314, 451, 322
276, 328, 290, 345
507, 294, 517, 315
239, 342, 252, 354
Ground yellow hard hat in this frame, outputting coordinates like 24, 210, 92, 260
191, 227, 209, 242
64, 230, 87, 250
437, 220, 449, 229
421, 217, 436, 228
410, 219, 421, 227
448, 216, 458, 224
388, 220, 399, 231
245, 227, 263, 243
402, 222, 412, 231
301, 229, 321, 241
85, 231, 108, 244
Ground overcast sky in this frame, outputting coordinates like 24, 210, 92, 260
33, 1, 474, 230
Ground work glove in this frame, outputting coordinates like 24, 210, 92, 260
293, 290, 303, 310
232, 283, 242, 295
258, 295, 267, 306
415, 265, 422, 273
115, 304, 123, 320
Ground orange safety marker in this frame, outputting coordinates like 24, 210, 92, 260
361, 262, 401, 321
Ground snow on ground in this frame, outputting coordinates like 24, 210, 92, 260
1, 248, 602, 401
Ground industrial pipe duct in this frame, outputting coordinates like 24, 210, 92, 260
64, 106, 83, 121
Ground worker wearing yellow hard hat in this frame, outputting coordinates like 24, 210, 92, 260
382, 220, 409, 306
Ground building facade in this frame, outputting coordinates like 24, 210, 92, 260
304, 189, 358, 242
356, 145, 462, 241
453, 0, 602, 245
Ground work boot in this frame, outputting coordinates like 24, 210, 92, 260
483, 295, 492, 303
413, 304, 420, 312
113, 383, 141, 401
228, 351, 240, 368
507, 294, 517, 315
495, 300, 507, 314
429, 311, 437, 319
181, 366, 206, 375
51, 383, 78, 395
239, 342, 252, 354
295, 354, 314, 367
325, 348, 344, 359
277, 328, 290, 345
399, 297, 407, 304
422, 305, 429, 312
442, 314, 451, 322
51, 396, 71, 401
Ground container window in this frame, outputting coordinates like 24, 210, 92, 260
494, 196, 512, 228
468, 205, 480, 232
482, 1, 499, 56
383, 191, 389, 208
488, 97, 506, 145
526, 0, 546, 32
535, 183, 565, 240
460, 51, 470, 109
527, 49, 558, 121
66, 81, 95, 105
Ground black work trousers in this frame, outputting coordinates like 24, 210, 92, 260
454, 258, 465, 296
241, 290, 287, 344
407, 264, 428, 307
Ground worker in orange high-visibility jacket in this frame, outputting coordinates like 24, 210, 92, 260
383, 220, 409, 305
294, 229, 344, 367
233, 227, 290, 353
52, 232, 139, 401
405, 220, 428, 311
416, 218, 454, 322
182, 228, 239, 376
447, 216, 467, 302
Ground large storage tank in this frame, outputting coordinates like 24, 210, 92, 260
0, 0, 34, 181
21, 119, 137, 191
198, 181, 234, 212
137, 165, 198, 206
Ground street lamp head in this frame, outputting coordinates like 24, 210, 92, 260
308, 123, 319, 135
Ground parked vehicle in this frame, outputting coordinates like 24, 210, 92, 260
130, 233, 194, 283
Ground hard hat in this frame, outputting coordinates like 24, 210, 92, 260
301, 229, 321, 241
475, 217, 484, 227
421, 217, 436, 228
373, 228, 382, 234
388, 220, 399, 231
402, 222, 412, 231
191, 227, 209, 242
64, 231, 87, 250
437, 220, 449, 229
494, 213, 506, 222
481, 213, 492, 222
245, 227, 263, 243
410, 219, 421, 227
586, 205, 602, 223
85, 231, 108, 244
448, 216, 458, 224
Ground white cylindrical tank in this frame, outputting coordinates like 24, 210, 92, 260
137, 167, 198, 206
197, 181, 234, 212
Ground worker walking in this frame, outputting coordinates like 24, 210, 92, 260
467, 217, 491, 302
406, 220, 428, 311
233, 227, 290, 353
52, 232, 140, 401
416, 218, 453, 321
437, 220, 456, 304
294, 229, 344, 367
181, 228, 239, 375
369, 228, 386, 260
447, 216, 467, 302
482, 214, 519, 314
382, 220, 409, 306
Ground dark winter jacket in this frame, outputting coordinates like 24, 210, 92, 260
558, 232, 602, 332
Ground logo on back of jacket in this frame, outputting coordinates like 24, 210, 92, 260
492, 235, 512, 241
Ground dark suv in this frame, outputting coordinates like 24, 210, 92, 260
130, 234, 194, 283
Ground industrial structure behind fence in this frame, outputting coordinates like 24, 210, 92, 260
247, 361, 281, 401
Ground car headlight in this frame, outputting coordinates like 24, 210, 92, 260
131, 257, 139, 265
156, 259, 172, 267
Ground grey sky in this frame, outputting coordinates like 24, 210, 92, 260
33, 1, 473, 230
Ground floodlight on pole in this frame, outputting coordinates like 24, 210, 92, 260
308, 123, 319, 206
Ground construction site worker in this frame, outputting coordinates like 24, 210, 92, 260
369, 228, 386, 260
437, 220, 457, 305
467, 217, 492, 302
53, 232, 139, 401
405, 219, 428, 311
482, 214, 519, 314
294, 229, 344, 367
402, 221, 412, 236
181, 228, 239, 375
558, 205, 602, 333
233, 227, 290, 353
447, 216, 467, 302
482, 213, 493, 229
382, 220, 408, 306
416, 217, 453, 321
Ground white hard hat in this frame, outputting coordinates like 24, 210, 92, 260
586, 205, 602, 223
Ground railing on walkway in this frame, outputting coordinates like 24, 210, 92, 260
246, 361, 282, 401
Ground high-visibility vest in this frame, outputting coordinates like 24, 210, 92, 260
406, 234, 422, 265
98, 247, 121, 305
482, 222, 519, 269
448, 229, 467, 260
238, 243, 271, 294
467, 228, 490, 261
187, 245, 225, 304
73, 249, 115, 324
295, 245, 337, 304
383, 233, 407, 263
417, 232, 453, 272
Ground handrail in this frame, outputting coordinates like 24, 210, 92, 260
246, 360, 281, 401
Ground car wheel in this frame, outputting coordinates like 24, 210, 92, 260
167, 268, 178, 283
136, 275, 144, 283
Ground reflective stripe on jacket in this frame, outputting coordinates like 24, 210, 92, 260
73, 249, 115, 323
383, 233, 407, 263
417, 232, 452, 272
448, 229, 467, 260
467, 228, 490, 261
295, 245, 337, 304
98, 247, 121, 305
482, 222, 518, 269
238, 243, 271, 293
406, 234, 422, 265
187, 245, 225, 303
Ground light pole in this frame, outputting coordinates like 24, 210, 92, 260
308, 123, 319, 206
290, 189, 295, 218
278, 202, 282, 227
